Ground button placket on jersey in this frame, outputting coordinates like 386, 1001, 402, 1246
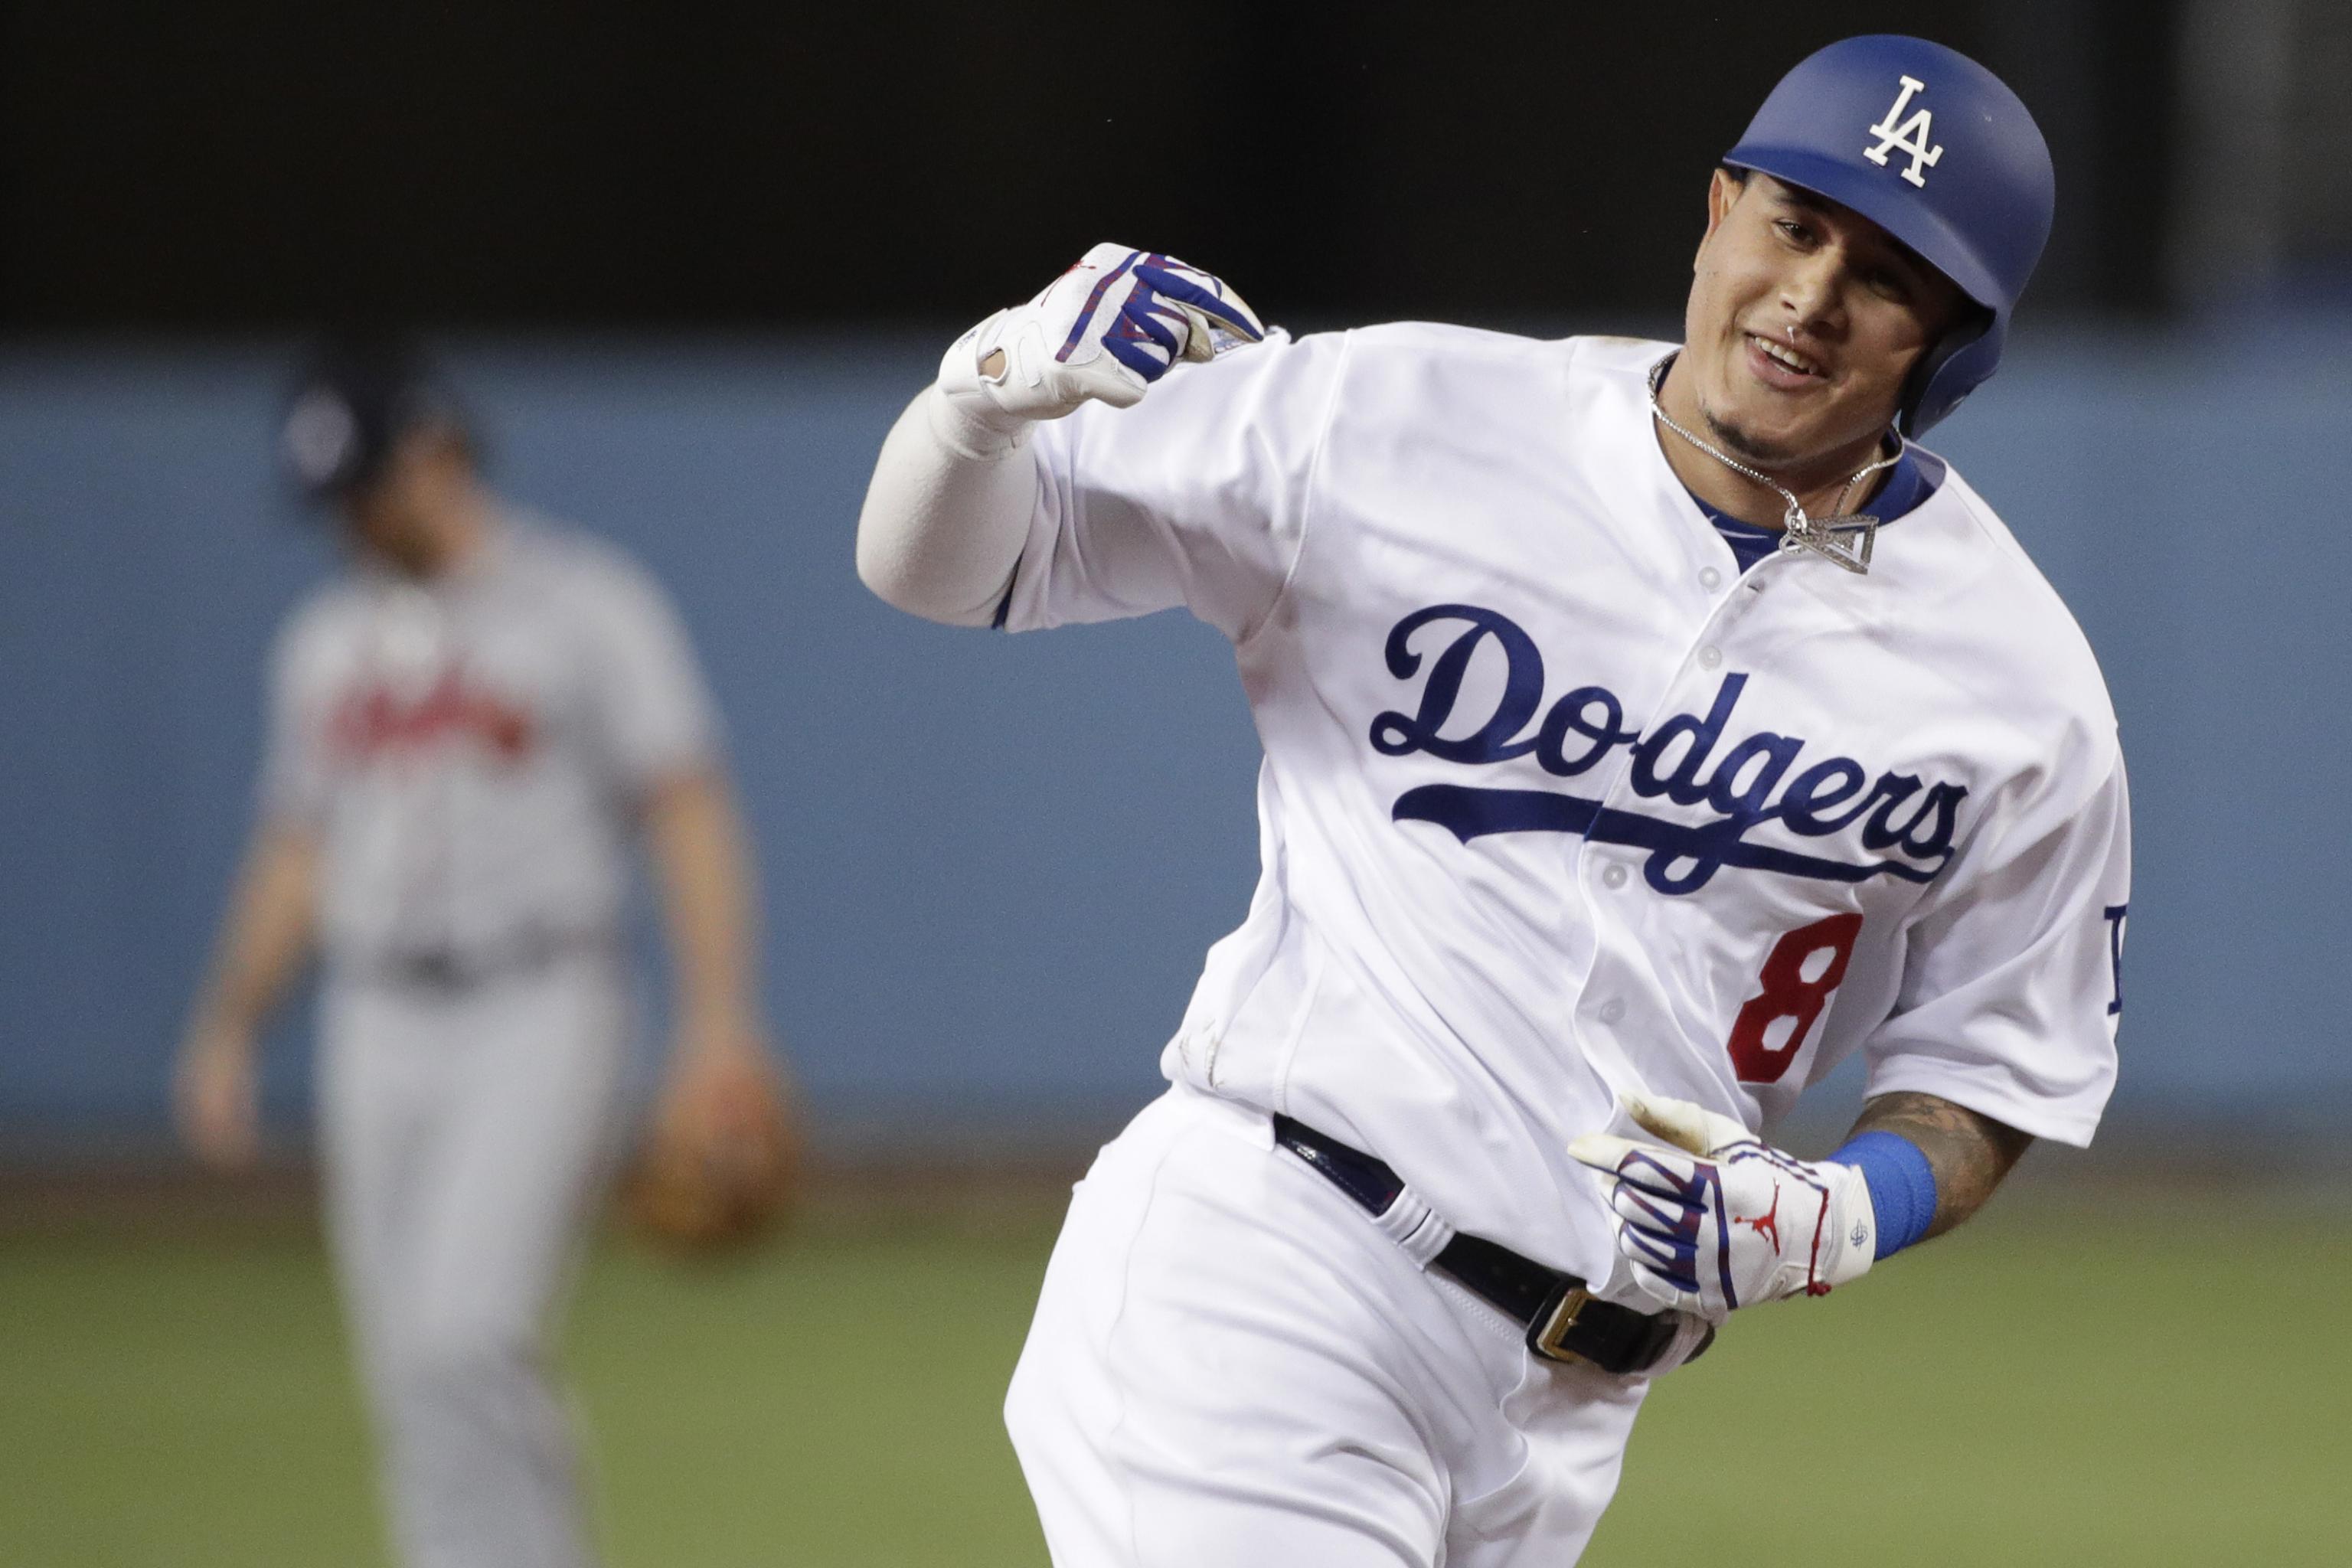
1574, 547, 1789, 1035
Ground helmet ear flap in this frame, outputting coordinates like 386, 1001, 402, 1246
1898, 309, 2000, 439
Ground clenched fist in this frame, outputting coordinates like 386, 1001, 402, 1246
936, 243, 1265, 439
1570, 1093, 1879, 1321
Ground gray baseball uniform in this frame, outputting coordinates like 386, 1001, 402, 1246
264, 515, 717, 1568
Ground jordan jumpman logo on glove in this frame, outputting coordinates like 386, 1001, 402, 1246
1570, 1093, 1879, 1323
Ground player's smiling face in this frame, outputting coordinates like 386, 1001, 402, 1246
1679, 170, 1966, 474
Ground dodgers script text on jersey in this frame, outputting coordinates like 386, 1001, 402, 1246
1373, 623, 1968, 893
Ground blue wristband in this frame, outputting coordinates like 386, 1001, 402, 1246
1829, 1131, 1939, 1259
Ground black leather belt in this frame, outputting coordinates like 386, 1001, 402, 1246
1272, 1114, 1704, 1376
358, 927, 609, 993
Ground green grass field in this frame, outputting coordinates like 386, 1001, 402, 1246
4, 1187, 2346, 1566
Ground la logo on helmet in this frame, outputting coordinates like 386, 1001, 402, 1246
1864, 75, 1945, 188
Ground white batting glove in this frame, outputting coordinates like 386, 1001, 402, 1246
936, 243, 1266, 444
1569, 1093, 1878, 1323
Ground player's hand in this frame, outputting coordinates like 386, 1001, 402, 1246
938, 243, 1266, 435
174, 1024, 261, 1169
658, 1021, 792, 1156
1569, 1093, 1877, 1322
629, 1019, 803, 1252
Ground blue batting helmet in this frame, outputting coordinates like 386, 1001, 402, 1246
1722, 35, 2055, 436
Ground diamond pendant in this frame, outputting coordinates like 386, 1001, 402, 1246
1778, 510, 1878, 574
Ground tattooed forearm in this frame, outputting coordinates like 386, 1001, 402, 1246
1846, 1091, 2033, 1239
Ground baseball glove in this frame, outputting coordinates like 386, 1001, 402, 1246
622, 1051, 802, 1255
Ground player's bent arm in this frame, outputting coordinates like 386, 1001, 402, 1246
175, 816, 319, 1165
1842, 1089, 2032, 1240
854, 386, 1037, 626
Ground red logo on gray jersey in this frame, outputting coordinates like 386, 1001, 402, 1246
329, 669, 537, 763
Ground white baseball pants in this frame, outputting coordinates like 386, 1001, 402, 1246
317, 956, 626, 1568
1006, 1084, 1654, 1566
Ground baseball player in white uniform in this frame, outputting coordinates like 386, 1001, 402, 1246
856, 34, 2128, 1565
175, 343, 786, 1568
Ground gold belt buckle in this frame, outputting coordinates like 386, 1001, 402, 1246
1527, 1282, 1593, 1365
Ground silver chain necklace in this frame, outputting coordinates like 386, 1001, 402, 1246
1646, 355, 1901, 575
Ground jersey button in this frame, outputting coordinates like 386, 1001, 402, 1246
1601, 864, 1628, 890
1699, 644, 1723, 669
1598, 998, 1627, 1024
1700, 567, 1723, 591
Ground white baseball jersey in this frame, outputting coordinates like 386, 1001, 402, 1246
264, 517, 719, 969
1001, 325, 2128, 1290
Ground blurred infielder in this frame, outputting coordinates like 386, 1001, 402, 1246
175, 343, 792, 1568
858, 33, 2129, 1564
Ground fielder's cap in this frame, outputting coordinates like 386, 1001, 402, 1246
280, 338, 472, 501
1723, 35, 2055, 436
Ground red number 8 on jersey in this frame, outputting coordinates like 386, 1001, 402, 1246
1726, 913, 1864, 1083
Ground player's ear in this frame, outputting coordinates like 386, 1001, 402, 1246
1698, 167, 1743, 267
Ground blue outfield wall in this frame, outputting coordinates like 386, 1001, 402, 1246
2, 322, 2347, 1157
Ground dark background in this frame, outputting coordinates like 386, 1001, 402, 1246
4, 0, 2190, 333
